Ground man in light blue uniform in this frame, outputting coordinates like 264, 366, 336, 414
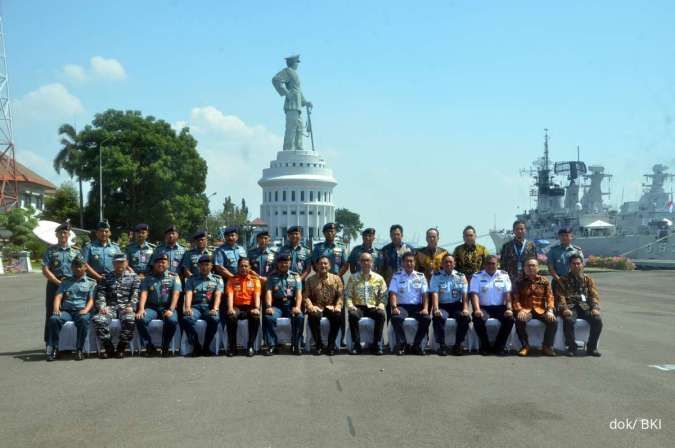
151, 224, 186, 274
135, 254, 182, 356
247, 231, 277, 282
46, 257, 96, 361
125, 223, 155, 275
274, 226, 311, 279
181, 230, 211, 278
547, 227, 584, 297
213, 226, 247, 281
182, 255, 222, 356
388, 252, 431, 356
346, 228, 382, 274
429, 254, 470, 356
82, 220, 121, 282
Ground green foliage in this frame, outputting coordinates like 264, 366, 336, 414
585, 255, 636, 271
335, 208, 363, 243
0, 207, 46, 259
221, 196, 249, 227
42, 182, 79, 223
54, 110, 209, 240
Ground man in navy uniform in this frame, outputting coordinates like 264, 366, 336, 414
182, 255, 222, 356
345, 227, 382, 275
248, 231, 277, 285
181, 230, 211, 278
125, 223, 155, 276
274, 226, 311, 279
81, 220, 121, 281
151, 224, 186, 274
213, 226, 247, 281
429, 254, 470, 356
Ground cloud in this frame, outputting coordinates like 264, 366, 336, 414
178, 106, 283, 216
13, 83, 84, 122
62, 56, 127, 82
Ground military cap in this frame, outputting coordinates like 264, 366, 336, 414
223, 226, 238, 235
133, 223, 149, 232
361, 227, 376, 236
113, 253, 127, 262
276, 253, 291, 262
55, 221, 71, 232
558, 227, 573, 235
153, 253, 168, 262
192, 230, 207, 240
95, 221, 110, 230
198, 254, 213, 264
165, 225, 179, 234
285, 54, 300, 62
322, 223, 336, 232
71, 256, 85, 267
287, 225, 302, 234
256, 231, 270, 238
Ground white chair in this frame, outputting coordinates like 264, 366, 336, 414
511, 319, 546, 350
93, 319, 139, 356
431, 318, 471, 350
387, 317, 430, 351
345, 317, 376, 349
180, 320, 222, 355
130, 320, 181, 353
272, 317, 293, 345
57, 320, 94, 353
220, 319, 262, 350
553, 318, 596, 351
467, 318, 508, 351
304, 317, 343, 352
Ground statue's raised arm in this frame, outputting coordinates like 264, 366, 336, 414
272, 54, 312, 151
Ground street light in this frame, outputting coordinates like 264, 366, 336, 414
205, 192, 217, 233
97, 134, 116, 222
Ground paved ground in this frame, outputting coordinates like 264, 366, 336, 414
0, 270, 673, 448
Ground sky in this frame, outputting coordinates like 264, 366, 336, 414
5, 0, 675, 248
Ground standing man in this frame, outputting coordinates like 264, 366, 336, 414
46, 257, 95, 361
151, 225, 186, 274
415, 228, 448, 281
547, 227, 584, 297
272, 54, 313, 151
181, 230, 211, 278
262, 254, 304, 356
41, 221, 80, 346
248, 231, 277, 285
92, 253, 140, 359
499, 220, 537, 288
513, 258, 557, 357
182, 255, 222, 357
125, 223, 155, 276
429, 254, 470, 356
381, 224, 414, 286
275, 226, 311, 279
81, 220, 121, 282
303, 256, 344, 356
224, 258, 261, 357
345, 228, 382, 275
214, 226, 248, 281
135, 254, 181, 357
345, 252, 387, 355
389, 252, 431, 356
556, 254, 603, 357
453, 225, 489, 283
469, 255, 514, 356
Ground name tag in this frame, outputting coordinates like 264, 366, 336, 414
580, 294, 587, 303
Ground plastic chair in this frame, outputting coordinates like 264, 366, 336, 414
93, 319, 138, 356
304, 317, 343, 352
387, 317, 429, 351
57, 320, 94, 353
130, 319, 180, 353
220, 319, 262, 351
180, 320, 222, 355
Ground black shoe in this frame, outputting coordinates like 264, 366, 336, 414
101, 339, 114, 359
495, 349, 507, 357
327, 345, 336, 356
404, 344, 413, 354
246, 346, 255, 357
452, 345, 463, 356
292, 344, 302, 356
479, 347, 491, 356
264, 347, 274, 356
395, 344, 405, 356
586, 349, 601, 357
144, 344, 157, 357
413, 346, 426, 356
313, 345, 324, 356
339, 341, 347, 349
47, 350, 57, 362
202, 350, 214, 357
74, 350, 84, 361
226, 348, 236, 357
115, 342, 128, 359
161, 346, 172, 357
375, 346, 384, 356
349, 344, 361, 355
438, 344, 448, 356
566, 349, 577, 357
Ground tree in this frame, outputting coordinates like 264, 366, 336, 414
54, 124, 85, 227
42, 182, 79, 223
335, 208, 363, 243
221, 196, 249, 227
57, 110, 209, 240
0, 207, 46, 259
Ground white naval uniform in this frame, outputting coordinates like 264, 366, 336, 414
388, 270, 428, 305
469, 269, 512, 306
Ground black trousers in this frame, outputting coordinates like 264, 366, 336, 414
515, 312, 558, 348
307, 308, 341, 349
432, 302, 470, 346
224, 306, 260, 349
44, 282, 59, 344
472, 305, 514, 351
348, 306, 386, 346
563, 306, 602, 351
391, 304, 432, 348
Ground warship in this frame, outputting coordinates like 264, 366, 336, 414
490, 130, 675, 268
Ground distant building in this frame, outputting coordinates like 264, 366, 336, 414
0, 157, 57, 213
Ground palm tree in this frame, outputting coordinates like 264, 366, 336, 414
54, 124, 84, 227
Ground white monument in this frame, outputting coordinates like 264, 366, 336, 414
259, 55, 337, 241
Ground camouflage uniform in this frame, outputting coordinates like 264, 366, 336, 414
93, 270, 140, 345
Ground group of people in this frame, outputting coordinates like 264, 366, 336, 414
41, 219, 603, 361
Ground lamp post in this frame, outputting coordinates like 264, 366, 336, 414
97, 135, 115, 222
205, 192, 217, 233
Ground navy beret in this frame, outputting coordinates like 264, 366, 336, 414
133, 223, 149, 232
198, 255, 212, 264
323, 223, 336, 232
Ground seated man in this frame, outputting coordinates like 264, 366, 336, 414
430, 254, 470, 356
93, 253, 140, 359
224, 257, 261, 357
135, 254, 181, 357
303, 256, 344, 356
513, 258, 557, 357
556, 254, 603, 357
389, 252, 431, 356
262, 254, 304, 356
182, 255, 222, 357
345, 252, 387, 355
46, 257, 96, 361
469, 255, 514, 356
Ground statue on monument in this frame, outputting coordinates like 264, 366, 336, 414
272, 54, 313, 151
